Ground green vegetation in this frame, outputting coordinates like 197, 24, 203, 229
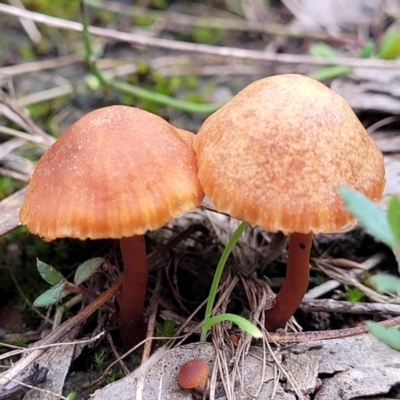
157, 319, 177, 338
11, 336, 27, 347
309, 23, 400, 82
79, 0, 221, 115
33, 258, 105, 307
379, 24, 400, 60
66, 392, 78, 400
92, 350, 106, 371
200, 221, 262, 342
192, 26, 223, 45
339, 188, 400, 349
345, 286, 365, 303
0, 177, 23, 200
22, 0, 81, 19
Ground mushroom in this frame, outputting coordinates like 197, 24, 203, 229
193, 74, 385, 331
175, 128, 196, 147
178, 359, 209, 393
19, 105, 204, 346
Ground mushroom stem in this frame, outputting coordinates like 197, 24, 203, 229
264, 232, 313, 331
119, 235, 148, 347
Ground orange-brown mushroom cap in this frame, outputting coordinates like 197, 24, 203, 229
178, 359, 209, 389
20, 106, 204, 240
194, 74, 385, 234
175, 128, 196, 148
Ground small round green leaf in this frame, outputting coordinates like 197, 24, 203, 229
309, 42, 338, 58
368, 274, 400, 295
366, 321, 400, 351
33, 282, 70, 307
74, 257, 105, 285
36, 259, 65, 286
338, 187, 396, 248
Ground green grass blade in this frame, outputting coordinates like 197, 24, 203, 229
200, 221, 249, 342
202, 313, 262, 338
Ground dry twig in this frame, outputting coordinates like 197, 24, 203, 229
0, 281, 122, 389
1, 3, 400, 69
300, 298, 400, 316
305, 253, 384, 299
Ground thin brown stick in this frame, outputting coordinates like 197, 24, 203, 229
119, 236, 148, 347
147, 223, 208, 272
264, 232, 313, 331
105, 332, 130, 375
0, 89, 55, 145
1, 3, 400, 69
85, 0, 361, 44
267, 314, 400, 343
142, 269, 162, 362
0, 281, 122, 388
8, 0, 42, 43
0, 54, 81, 76
136, 269, 163, 400
305, 253, 384, 299
300, 298, 400, 316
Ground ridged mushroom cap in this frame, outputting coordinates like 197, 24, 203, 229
194, 74, 385, 234
20, 105, 204, 240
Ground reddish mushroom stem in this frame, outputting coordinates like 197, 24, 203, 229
264, 232, 313, 331
119, 235, 148, 347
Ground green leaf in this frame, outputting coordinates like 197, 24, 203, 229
33, 282, 71, 307
366, 321, 400, 351
368, 273, 400, 295
359, 41, 375, 58
309, 42, 338, 58
379, 25, 400, 60
338, 187, 397, 248
74, 257, 105, 285
392, 245, 400, 272
388, 196, 400, 242
85, 74, 102, 90
36, 259, 65, 286
111, 79, 221, 114
308, 65, 352, 82
202, 313, 263, 339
